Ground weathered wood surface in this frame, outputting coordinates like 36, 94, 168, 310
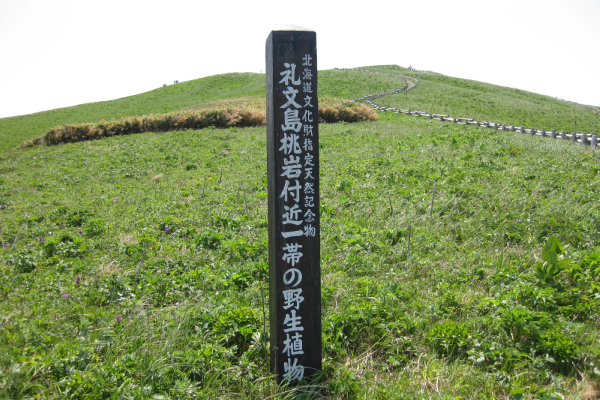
266, 29, 322, 383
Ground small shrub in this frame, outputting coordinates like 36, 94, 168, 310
55, 241, 82, 258
222, 269, 251, 290
383, 229, 407, 246
212, 307, 260, 356
196, 230, 224, 249
535, 237, 567, 285
537, 330, 579, 372
468, 342, 532, 373
7, 251, 37, 273
569, 249, 600, 288
507, 144, 524, 156
499, 306, 556, 353
0, 195, 11, 210
323, 303, 387, 356
158, 216, 182, 233
43, 235, 83, 259
98, 273, 133, 304
328, 368, 360, 398
439, 292, 463, 316
385, 336, 416, 370
84, 218, 105, 238
66, 209, 93, 227
426, 320, 471, 358
336, 179, 352, 191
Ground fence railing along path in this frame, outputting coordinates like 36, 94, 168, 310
341, 67, 599, 147
378, 65, 432, 74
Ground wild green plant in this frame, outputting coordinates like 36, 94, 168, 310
7, 250, 37, 273
426, 320, 472, 359
535, 236, 567, 285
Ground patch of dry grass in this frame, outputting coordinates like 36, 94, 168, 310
20, 97, 377, 147
581, 379, 599, 400
319, 96, 379, 123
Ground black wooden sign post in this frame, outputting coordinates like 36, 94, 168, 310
266, 28, 321, 383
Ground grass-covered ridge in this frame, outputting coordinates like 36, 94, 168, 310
1, 66, 600, 399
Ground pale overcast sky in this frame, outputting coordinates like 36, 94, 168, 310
1, 0, 599, 119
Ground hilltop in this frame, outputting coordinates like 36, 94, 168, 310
1, 66, 599, 399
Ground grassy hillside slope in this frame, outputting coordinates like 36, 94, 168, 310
0, 70, 402, 152
1, 67, 599, 399
0, 73, 265, 152
4, 67, 597, 153
365, 65, 600, 133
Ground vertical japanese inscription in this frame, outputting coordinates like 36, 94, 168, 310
266, 29, 321, 383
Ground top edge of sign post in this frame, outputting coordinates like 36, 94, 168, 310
270, 24, 315, 32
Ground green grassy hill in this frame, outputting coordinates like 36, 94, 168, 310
4, 67, 597, 153
358, 65, 600, 133
1, 67, 599, 399
0, 73, 265, 152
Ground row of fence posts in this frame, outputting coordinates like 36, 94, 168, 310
342, 68, 598, 147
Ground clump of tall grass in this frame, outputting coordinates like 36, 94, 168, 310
319, 97, 378, 123
19, 107, 266, 147
20, 98, 377, 147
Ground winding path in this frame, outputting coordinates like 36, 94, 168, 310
342, 67, 599, 146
